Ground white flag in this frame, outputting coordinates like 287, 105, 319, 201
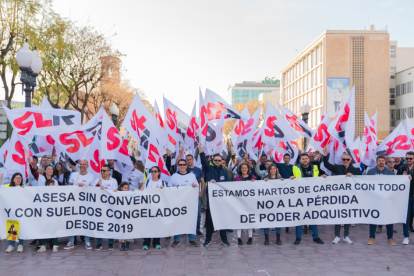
279, 104, 314, 139
235, 107, 261, 157
376, 121, 413, 157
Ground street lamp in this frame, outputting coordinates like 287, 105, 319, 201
110, 102, 119, 126
16, 39, 42, 107
300, 102, 312, 150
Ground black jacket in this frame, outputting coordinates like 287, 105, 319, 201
323, 155, 360, 176
111, 169, 122, 186
397, 165, 414, 197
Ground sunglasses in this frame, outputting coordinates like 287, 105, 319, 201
213, 159, 221, 162
150, 170, 159, 173
178, 164, 187, 167
387, 161, 395, 163
342, 159, 351, 161
407, 158, 413, 160
101, 169, 109, 172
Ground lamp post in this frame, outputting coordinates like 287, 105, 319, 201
16, 39, 42, 107
110, 102, 119, 127
300, 102, 312, 150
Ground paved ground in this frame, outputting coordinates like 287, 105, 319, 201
1, 219, 414, 276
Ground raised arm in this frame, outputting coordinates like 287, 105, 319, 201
198, 143, 210, 173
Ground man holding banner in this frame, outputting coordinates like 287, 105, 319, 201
323, 147, 360, 245
198, 143, 231, 247
65, 160, 95, 250
290, 153, 327, 245
169, 159, 199, 247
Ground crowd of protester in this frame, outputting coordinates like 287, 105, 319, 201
0, 143, 413, 253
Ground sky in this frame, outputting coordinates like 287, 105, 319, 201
5, 0, 414, 115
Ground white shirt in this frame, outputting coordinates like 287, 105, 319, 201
127, 169, 144, 190
69, 172, 95, 186
37, 175, 58, 186
170, 172, 198, 187
93, 177, 118, 190
145, 179, 165, 188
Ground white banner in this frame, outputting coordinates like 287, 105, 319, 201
0, 186, 198, 239
208, 176, 410, 229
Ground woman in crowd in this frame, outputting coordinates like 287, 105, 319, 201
135, 160, 147, 182
263, 164, 284, 245
53, 162, 71, 186
37, 179, 59, 253
38, 165, 58, 186
141, 166, 168, 250
0, 173, 25, 253
234, 163, 256, 245
116, 182, 135, 251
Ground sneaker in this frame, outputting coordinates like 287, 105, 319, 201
313, 237, 324, 244
285, 227, 289, 233
189, 241, 198, 247
17, 245, 23, 253
403, 238, 409, 245
343, 236, 353, 244
108, 244, 114, 251
367, 238, 375, 245
64, 242, 74, 250
53, 245, 59, 252
393, 229, 398, 233
332, 236, 340, 244
95, 244, 102, 251
388, 238, 396, 246
221, 240, 230, 246
203, 240, 211, 247
29, 240, 39, 247
196, 232, 204, 237
5, 245, 14, 253
247, 238, 252, 245
351, 224, 355, 227
143, 245, 149, 250
85, 242, 92, 250
294, 238, 301, 245
271, 228, 276, 232
37, 245, 46, 253
155, 245, 161, 249
237, 238, 243, 245
166, 236, 171, 239
171, 241, 180, 247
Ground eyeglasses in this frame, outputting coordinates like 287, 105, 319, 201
213, 159, 221, 162
101, 169, 109, 172
150, 170, 158, 173
387, 161, 395, 163
14, 177, 22, 180
178, 164, 187, 167
342, 159, 351, 161
407, 158, 413, 160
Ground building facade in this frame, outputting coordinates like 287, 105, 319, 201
395, 67, 414, 126
228, 79, 280, 105
280, 27, 390, 140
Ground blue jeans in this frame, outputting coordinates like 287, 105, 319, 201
403, 197, 414, 238
264, 228, 281, 234
296, 225, 318, 239
370, 224, 393, 239
96, 238, 114, 245
196, 198, 202, 233
69, 236, 90, 243
174, 234, 195, 242
8, 240, 23, 246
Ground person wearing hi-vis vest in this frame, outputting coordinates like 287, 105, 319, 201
290, 153, 328, 245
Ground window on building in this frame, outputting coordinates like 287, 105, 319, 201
390, 67, 396, 79
390, 88, 395, 105
396, 109, 400, 121
396, 85, 400, 96
390, 46, 396, 58
390, 110, 396, 127
315, 47, 318, 65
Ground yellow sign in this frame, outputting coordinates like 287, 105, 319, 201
6, 220, 19, 242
